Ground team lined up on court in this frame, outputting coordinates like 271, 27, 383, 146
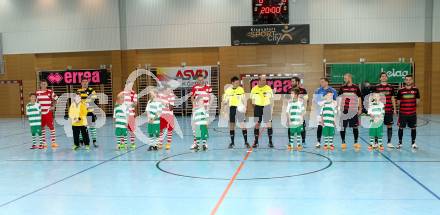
222, 72, 420, 151
25, 72, 420, 152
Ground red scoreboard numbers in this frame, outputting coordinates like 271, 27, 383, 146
253, 0, 289, 24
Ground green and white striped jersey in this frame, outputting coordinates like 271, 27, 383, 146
146, 100, 163, 124
113, 104, 129, 128
193, 107, 209, 125
368, 102, 385, 125
26, 103, 41, 127
286, 99, 305, 127
320, 101, 337, 127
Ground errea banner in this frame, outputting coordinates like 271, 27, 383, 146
231, 24, 310, 46
156, 66, 211, 88
40, 69, 110, 86
330, 63, 412, 84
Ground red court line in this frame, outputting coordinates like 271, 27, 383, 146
210, 149, 252, 215
210, 127, 267, 215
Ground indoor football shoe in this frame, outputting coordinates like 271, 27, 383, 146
341, 143, 347, 150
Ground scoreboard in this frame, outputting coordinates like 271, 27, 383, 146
253, 0, 289, 25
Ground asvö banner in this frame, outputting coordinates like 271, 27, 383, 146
156, 66, 211, 88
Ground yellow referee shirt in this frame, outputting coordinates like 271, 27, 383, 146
224, 87, 245, 107
251, 85, 273, 106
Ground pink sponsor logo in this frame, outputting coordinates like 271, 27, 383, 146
64, 70, 101, 84
47, 73, 63, 84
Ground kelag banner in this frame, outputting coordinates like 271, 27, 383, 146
329, 63, 412, 84
231, 24, 310, 46
40, 69, 110, 86
156, 66, 211, 88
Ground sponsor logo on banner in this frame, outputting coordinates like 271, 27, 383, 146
156, 66, 211, 88
40, 69, 110, 86
231, 24, 310, 46
329, 63, 412, 84
382, 68, 409, 79
248, 74, 304, 94
47, 73, 63, 84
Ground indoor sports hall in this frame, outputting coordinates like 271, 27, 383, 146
0, 1, 440, 215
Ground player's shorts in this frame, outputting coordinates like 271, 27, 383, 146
41, 111, 55, 130
148, 123, 160, 138
229, 106, 245, 123
322, 126, 335, 136
398, 115, 417, 128
160, 114, 175, 131
115, 127, 128, 137
383, 113, 394, 125
254, 105, 272, 123
342, 114, 359, 128
195, 125, 209, 140
289, 126, 303, 135
87, 112, 97, 123
369, 124, 383, 137
127, 116, 136, 133
30, 125, 42, 136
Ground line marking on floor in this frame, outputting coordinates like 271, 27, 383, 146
0, 144, 148, 208
210, 149, 252, 215
359, 136, 440, 200
210, 126, 268, 214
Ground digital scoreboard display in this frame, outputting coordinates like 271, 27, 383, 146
253, 0, 289, 25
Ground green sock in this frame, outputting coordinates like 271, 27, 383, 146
90, 126, 97, 141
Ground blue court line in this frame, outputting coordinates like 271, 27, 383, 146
0, 144, 148, 208
359, 136, 440, 200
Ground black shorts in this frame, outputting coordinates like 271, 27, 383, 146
398, 115, 417, 128
342, 114, 359, 128
229, 106, 246, 123
384, 113, 394, 125
229, 106, 237, 123
87, 112, 97, 123
254, 105, 271, 123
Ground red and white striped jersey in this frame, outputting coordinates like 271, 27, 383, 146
36, 89, 58, 115
191, 84, 212, 105
158, 91, 176, 115
123, 90, 138, 116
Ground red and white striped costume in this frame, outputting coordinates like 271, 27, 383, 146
36, 89, 58, 144
158, 90, 176, 129
191, 84, 212, 107
191, 83, 212, 144
123, 90, 138, 144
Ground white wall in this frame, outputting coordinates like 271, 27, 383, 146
124, 0, 432, 48
290, 0, 428, 44
434, 0, 440, 41
124, 0, 250, 49
0, 0, 437, 53
0, 0, 120, 54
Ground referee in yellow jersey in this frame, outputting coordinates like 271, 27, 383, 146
223, 76, 250, 149
250, 75, 274, 148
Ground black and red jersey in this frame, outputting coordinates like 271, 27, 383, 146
374, 83, 395, 113
338, 84, 362, 112
292, 86, 308, 97
397, 87, 420, 116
